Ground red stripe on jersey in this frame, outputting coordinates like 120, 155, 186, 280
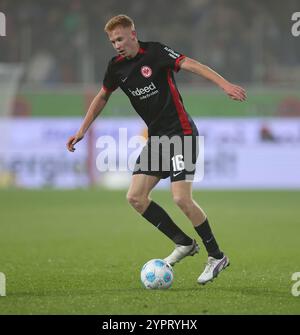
102, 85, 117, 92
174, 55, 186, 72
167, 69, 192, 135
115, 55, 125, 63
138, 47, 146, 54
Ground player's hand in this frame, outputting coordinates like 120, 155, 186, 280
66, 133, 84, 152
222, 83, 247, 102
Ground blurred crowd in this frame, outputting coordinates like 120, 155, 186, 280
0, 0, 299, 84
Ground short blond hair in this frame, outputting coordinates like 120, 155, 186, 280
104, 15, 135, 33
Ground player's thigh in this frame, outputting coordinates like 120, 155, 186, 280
127, 174, 161, 198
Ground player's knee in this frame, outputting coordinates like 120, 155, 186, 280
126, 192, 138, 206
126, 193, 147, 212
173, 195, 192, 213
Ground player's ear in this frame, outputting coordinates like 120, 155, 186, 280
131, 30, 137, 40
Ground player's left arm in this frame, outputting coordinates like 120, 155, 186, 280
179, 57, 246, 101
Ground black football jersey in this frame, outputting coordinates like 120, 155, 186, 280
103, 41, 198, 137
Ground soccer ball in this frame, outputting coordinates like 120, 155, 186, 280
140, 259, 174, 289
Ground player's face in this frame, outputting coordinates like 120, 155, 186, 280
107, 26, 138, 58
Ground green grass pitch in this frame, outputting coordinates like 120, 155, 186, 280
0, 189, 299, 315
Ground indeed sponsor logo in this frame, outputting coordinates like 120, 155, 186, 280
128, 82, 157, 97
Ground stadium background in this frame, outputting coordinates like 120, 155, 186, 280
0, 0, 300, 315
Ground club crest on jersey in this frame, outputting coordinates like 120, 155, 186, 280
141, 66, 152, 78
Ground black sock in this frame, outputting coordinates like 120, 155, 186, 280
142, 201, 193, 246
194, 218, 223, 259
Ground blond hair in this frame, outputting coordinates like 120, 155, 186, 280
104, 15, 135, 33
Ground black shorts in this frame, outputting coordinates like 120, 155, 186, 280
133, 135, 199, 182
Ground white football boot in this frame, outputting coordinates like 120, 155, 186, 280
197, 255, 230, 285
164, 239, 199, 266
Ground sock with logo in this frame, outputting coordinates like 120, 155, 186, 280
194, 218, 223, 259
142, 201, 193, 246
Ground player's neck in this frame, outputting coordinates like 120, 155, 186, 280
127, 41, 140, 59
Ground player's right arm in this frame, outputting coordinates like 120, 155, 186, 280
66, 87, 112, 152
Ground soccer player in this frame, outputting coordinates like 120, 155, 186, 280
67, 15, 246, 284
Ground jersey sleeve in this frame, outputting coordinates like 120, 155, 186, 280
155, 42, 186, 72
102, 60, 119, 92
